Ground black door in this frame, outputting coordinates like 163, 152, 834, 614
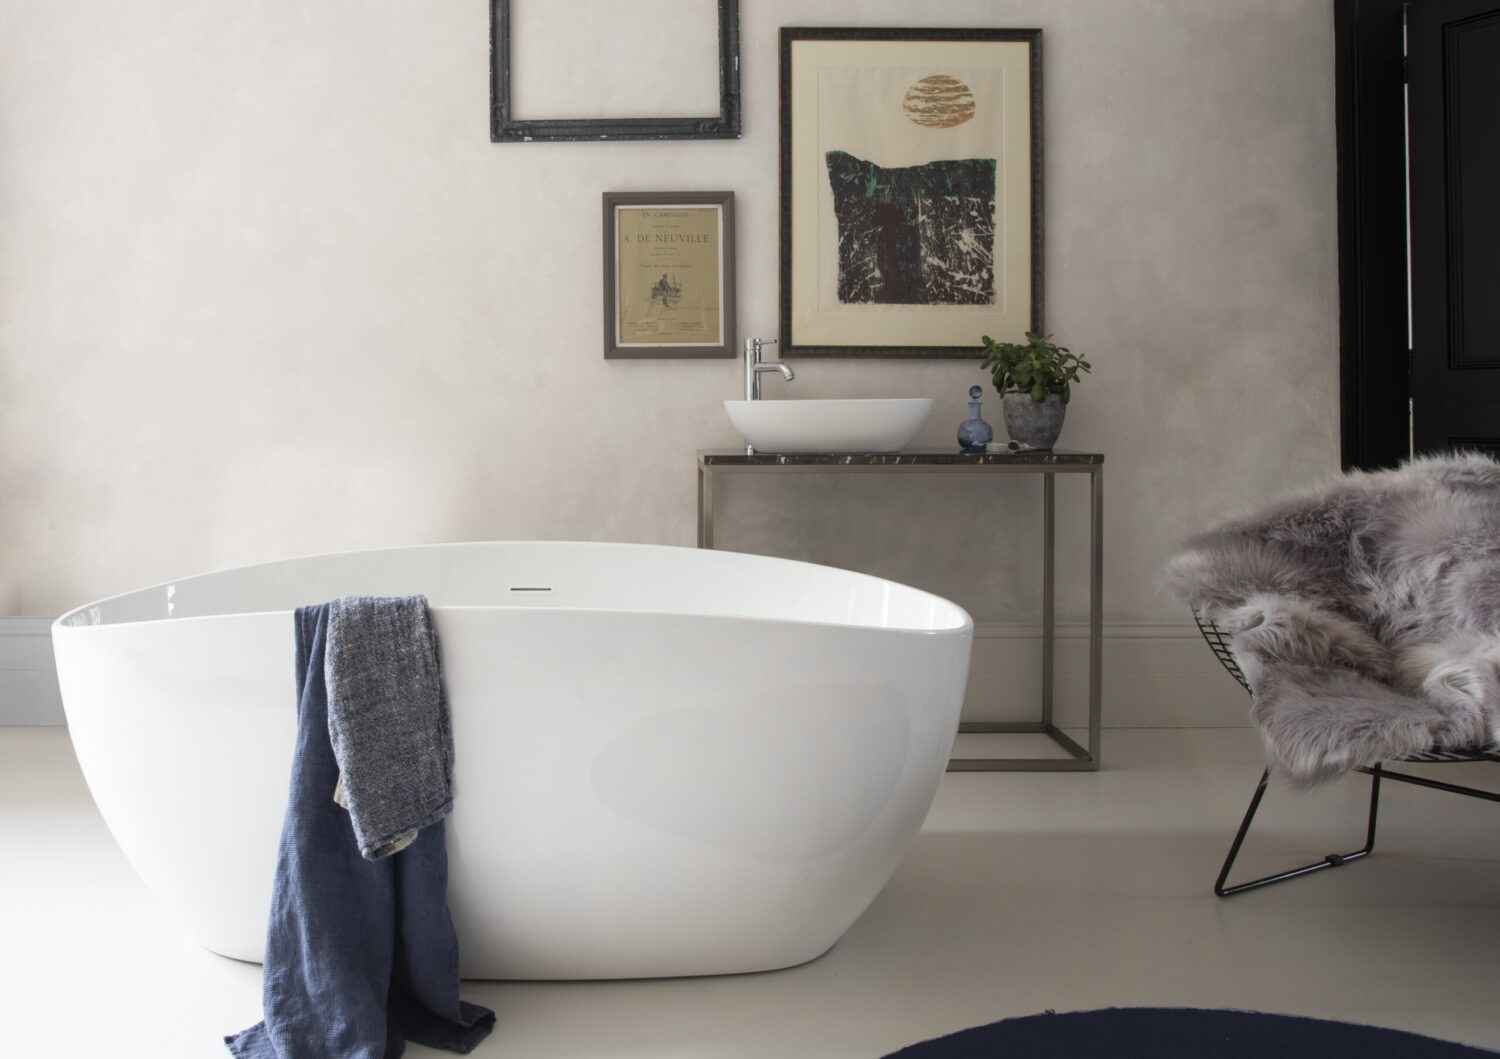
1409, 0, 1500, 454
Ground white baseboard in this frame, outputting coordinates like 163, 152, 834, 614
0, 617, 65, 725
1, 616, 1250, 730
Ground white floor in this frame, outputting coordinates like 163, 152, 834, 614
4, 724, 1499, 1058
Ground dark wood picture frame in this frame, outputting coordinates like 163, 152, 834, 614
779, 27, 1043, 357
603, 191, 736, 359
491, 0, 741, 142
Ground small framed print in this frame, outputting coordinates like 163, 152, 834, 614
603, 191, 736, 359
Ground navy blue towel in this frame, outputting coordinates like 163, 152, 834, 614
327, 595, 454, 860
226, 604, 495, 1058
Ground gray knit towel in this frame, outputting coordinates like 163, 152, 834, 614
325, 595, 454, 860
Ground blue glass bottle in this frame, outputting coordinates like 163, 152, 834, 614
957, 385, 994, 452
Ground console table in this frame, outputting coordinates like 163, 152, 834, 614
696, 449, 1104, 771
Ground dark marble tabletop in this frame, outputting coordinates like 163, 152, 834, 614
698, 448, 1104, 467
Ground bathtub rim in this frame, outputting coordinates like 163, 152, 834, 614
51, 539, 974, 636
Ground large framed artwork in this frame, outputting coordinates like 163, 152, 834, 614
491, 0, 741, 142
779, 27, 1042, 357
603, 191, 736, 359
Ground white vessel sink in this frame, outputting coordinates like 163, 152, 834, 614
724, 398, 934, 454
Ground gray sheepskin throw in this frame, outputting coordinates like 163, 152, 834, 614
1166, 453, 1500, 784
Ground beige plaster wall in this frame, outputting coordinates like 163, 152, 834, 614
0, 0, 1339, 621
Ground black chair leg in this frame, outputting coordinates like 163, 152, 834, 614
1214, 765, 1383, 897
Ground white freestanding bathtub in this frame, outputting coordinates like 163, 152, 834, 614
52, 541, 972, 980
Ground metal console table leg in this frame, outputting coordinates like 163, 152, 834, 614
696, 449, 1104, 772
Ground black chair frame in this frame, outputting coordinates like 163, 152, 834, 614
1195, 613, 1500, 897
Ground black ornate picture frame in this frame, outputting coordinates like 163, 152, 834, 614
491, 0, 741, 142
779, 27, 1043, 357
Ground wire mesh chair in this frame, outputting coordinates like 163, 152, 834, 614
1195, 611, 1500, 897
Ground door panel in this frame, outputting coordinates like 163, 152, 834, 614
1409, 0, 1500, 453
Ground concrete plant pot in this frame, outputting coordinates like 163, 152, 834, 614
1001, 392, 1067, 450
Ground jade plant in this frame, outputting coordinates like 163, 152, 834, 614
979, 331, 1092, 403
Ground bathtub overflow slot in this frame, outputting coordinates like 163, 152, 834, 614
509, 586, 552, 592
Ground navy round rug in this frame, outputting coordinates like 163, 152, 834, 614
883, 1008, 1498, 1058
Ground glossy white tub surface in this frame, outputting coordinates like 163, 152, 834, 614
53, 541, 973, 980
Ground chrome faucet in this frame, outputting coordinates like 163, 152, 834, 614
745, 337, 794, 401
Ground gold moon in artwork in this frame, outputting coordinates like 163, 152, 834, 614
902, 75, 977, 128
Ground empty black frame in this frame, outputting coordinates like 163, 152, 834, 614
491, 0, 741, 142
779, 27, 1043, 357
